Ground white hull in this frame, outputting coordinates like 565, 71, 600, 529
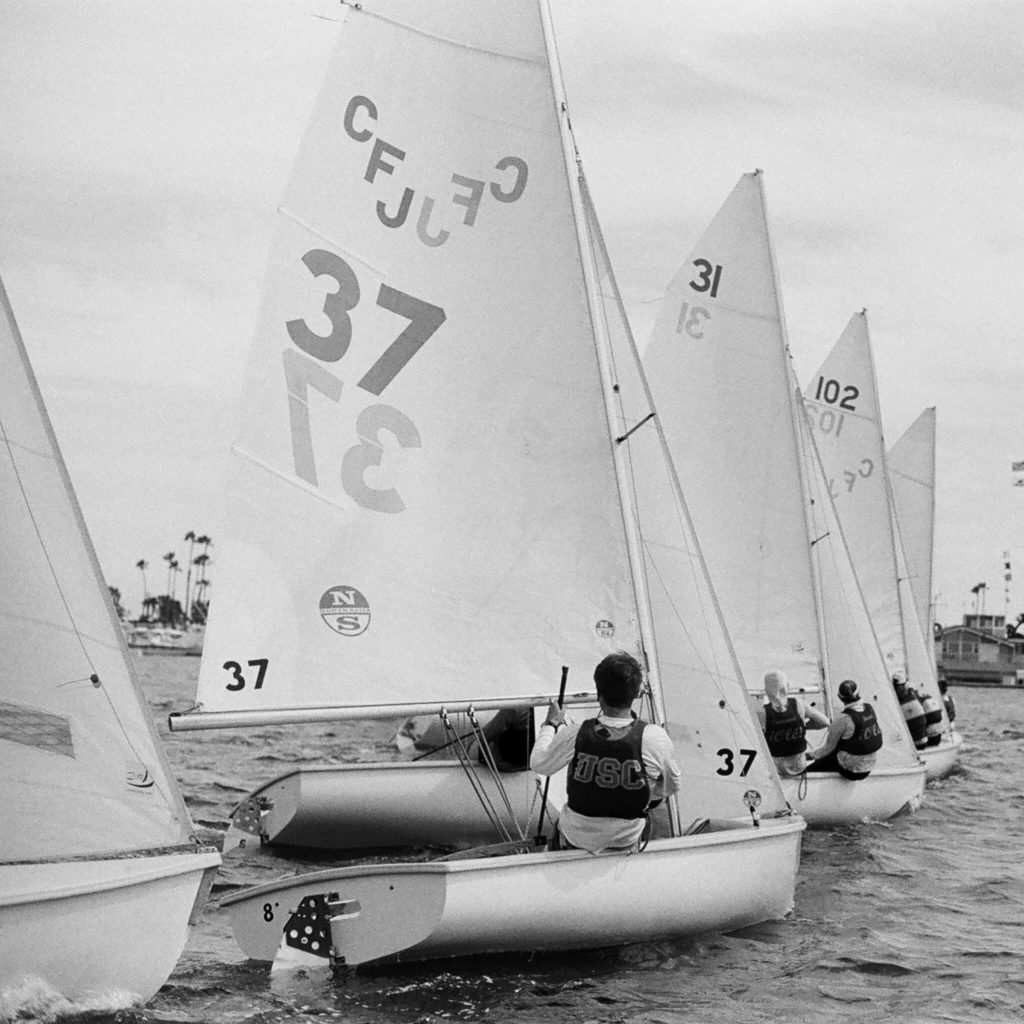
0, 851, 220, 1006
921, 730, 963, 781
222, 817, 804, 967
780, 765, 925, 826
225, 762, 543, 852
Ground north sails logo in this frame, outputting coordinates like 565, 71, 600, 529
320, 586, 371, 636
595, 619, 615, 639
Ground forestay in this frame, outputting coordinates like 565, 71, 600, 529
183, 0, 653, 725
0, 277, 195, 862
806, 314, 946, 718
580, 178, 789, 817
888, 408, 937, 645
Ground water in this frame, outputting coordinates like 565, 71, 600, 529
23, 660, 1024, 1023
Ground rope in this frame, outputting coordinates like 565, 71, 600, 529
440, 709, 513, 843
467, 707, 526, 841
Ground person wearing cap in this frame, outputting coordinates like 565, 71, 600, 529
530, 650, 680, 854
755, 669, 830, 777
805, 679, 883, 780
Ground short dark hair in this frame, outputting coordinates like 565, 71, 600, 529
594, 651, 643, 707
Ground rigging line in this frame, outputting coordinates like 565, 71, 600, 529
440, 710, 512, 843
0, 418, 96, 673
468, 708, 527, 841
0, 420, 178, 820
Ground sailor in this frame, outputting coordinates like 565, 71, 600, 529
806, 679, 883, 780
938, 675, 957, 724
529, 650, 680, 854
471, 706, 534, 771
892, 674, 929, 749
920, 688, 946, 747
756, 669, 830, 777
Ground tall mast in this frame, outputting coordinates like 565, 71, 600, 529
537, 1, 673, 788
754, 172, 832, 704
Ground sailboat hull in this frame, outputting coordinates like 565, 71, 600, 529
224, 762, 542, 852
0, 852, 220, 1006
921, 731, 963, 781
222, 817, 804, 967
780, 764, 926, 826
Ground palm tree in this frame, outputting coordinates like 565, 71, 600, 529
192, 552, 211, 619
135, 559, 149, 609
182, 531, 197, 626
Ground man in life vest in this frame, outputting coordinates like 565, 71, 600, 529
529, 650, 680, 854
806, 679, 883, 780
919, 689, 946, 746
892, 673, 929, 749
755, 669, 830, 777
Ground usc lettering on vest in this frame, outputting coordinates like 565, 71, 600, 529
572, 753, 646, 790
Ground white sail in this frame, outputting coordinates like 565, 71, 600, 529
0, 277, 196, 861
806, 314, 945, 716
888, 407, 937, 645
189, 1, 643, 724
796, 407, 919, 767
642, 173, 920, 776
642, 173, 822, 692
803, 313, 906, 673
581, 178, 790, 818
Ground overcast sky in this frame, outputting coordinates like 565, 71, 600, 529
1, 0, 1022, 627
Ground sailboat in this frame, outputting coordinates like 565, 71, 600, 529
169, 0, 804, 968
0, 276, 220, 1008
805, 313, 961, 780
642, 172, 925, 827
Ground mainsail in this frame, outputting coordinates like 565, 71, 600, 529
888, 407, 937, 645
806, 314, 945, 717
641, 172, 822, 694
641, 172, 917, 769
0, 276, 195, 862
187, 1, 643, 725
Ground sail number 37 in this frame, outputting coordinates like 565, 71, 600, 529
716, 747, 757, 776
283, 249, 446, 513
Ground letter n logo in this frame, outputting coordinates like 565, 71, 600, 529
319, 585, 371, 636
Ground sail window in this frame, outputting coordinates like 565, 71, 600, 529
0, 700, 74, 757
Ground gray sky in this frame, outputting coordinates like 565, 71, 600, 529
1, 0, 1022, 627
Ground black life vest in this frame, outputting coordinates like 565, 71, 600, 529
838, 704, 883, 756
895, 683, 928, 747
763, 698, 807, 757
920, 693, 944, 738
566, 717, 650, 820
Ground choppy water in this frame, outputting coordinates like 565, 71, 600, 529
19, 659, 1024, 1023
